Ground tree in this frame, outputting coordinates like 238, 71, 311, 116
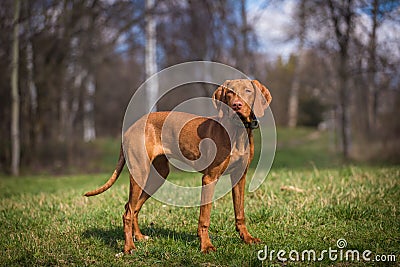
365, 0, 399, 132
327, 0, 355, 159
287, 0, 400, 160
301, 0, 356, 158
145, 0, 158, 112
287, 0, 306, 128
11, 0, 20, 176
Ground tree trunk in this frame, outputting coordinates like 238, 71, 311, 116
145, 0, 158, 112
328, 0, 354, 159
27, 38, 38, 151
287, 60, 301, 128
240, 0, 250, 73
368, 0, 379, 132
288, 0, 306, 128
83, 74, 96, 142
338, 55, 351, 159
287, 51, 303, 128
11, 0, 21, 176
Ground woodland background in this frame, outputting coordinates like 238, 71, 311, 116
1, 0, 399, 175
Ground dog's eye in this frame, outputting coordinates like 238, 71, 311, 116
245, 88, 252, 93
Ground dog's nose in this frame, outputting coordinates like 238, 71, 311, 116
232, 100, 243, 110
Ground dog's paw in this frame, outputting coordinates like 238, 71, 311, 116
243, 236, 261, 245
116, 247, 136, 258
123, 244, 137, 254
115, 252, 124, 258
134, 234, 150, 241
200, 243, 217, 254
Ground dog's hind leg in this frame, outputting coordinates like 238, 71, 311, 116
122, 163, 151, 253
132, 155, 170, 241
122, 173, 144, 253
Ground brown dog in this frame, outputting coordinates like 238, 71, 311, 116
84, 79, 272, 253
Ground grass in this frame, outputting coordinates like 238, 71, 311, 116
1, 128, 399, 266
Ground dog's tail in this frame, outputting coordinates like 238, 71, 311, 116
84, 144, 125, 197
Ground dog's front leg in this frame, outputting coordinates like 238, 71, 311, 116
198, 174, 218, 253
231, 173, 261, 244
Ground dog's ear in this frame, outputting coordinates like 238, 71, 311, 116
212, 81, 229, 112
251, 80, 272, 118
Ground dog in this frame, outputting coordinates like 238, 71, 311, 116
84, 79, 272, 253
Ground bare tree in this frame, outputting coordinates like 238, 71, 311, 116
145, 0, 158, 112
367, 0, 379, 131
366, 0, 398, 131
240, 0, 250, 73
327, 0, 355, 159
11, 0, 20, 176
287, 0, 306, 128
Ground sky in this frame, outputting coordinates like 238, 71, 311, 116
248, 0, 297, 59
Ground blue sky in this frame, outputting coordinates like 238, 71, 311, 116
248, 0, 297, 59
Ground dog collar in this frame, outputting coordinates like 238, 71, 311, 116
244, 119, 259, 129
232, 114, 259, 129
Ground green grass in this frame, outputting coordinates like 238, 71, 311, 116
1, 128, 399, 266
273, 127, 341, 169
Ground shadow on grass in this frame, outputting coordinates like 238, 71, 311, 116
142, 226, 197, 244
82, 226, 198, 250
82, 227, 122, 250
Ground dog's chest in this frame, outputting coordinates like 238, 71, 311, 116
225, 137, 250, 172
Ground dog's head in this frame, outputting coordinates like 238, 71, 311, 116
212, 79, 272, 123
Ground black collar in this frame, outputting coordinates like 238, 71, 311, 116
232, 114, 259, 129
244, 119, 259, 129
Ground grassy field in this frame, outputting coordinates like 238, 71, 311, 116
1, 128, 399, 266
